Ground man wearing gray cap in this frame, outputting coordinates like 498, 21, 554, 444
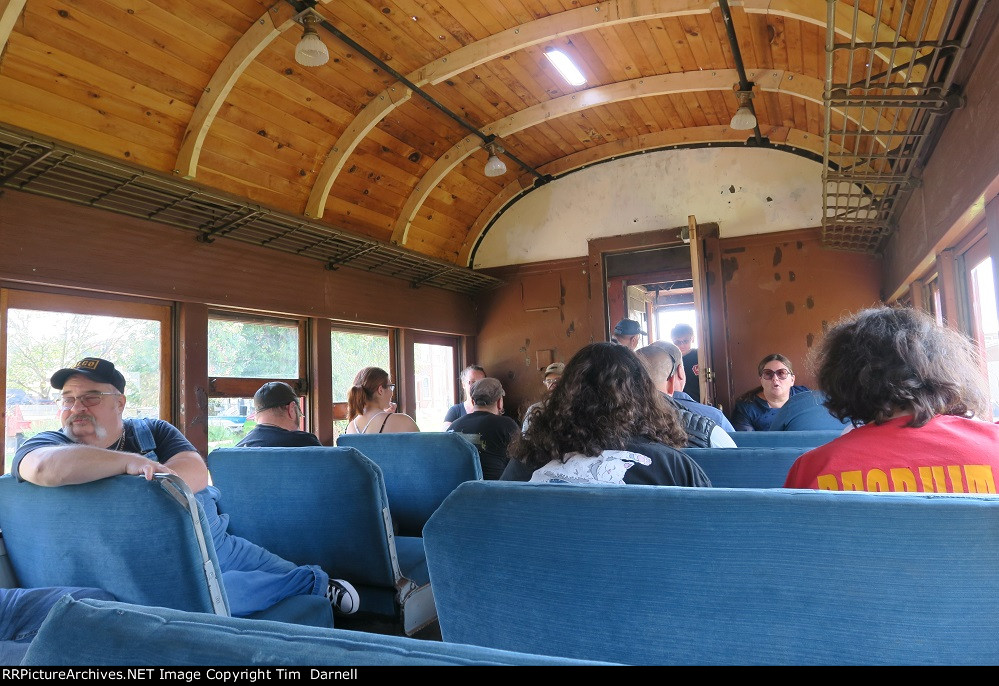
447, 377, 520, 480
637, 344, 736, 448
236, 382, 322, 447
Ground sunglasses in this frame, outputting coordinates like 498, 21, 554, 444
761, 369, 791, 380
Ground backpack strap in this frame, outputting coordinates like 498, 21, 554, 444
133, 418, 159, 462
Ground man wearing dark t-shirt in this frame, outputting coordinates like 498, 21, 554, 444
671, 323, 700, 403
448, 377, 520, 480
236, 382, 322, 447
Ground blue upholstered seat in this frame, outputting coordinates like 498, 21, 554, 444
425, 480, 999, 665
0, 474, 330, 627
684, 447, 808, 488
207, 446, 436, 635
726, 429, 843, 447
23, 596, 618, 666
336, 432, 482, 536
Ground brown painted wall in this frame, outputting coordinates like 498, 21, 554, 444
716, 230, 883, 414
475, 229, 883, 423
475, 258, 593, 423
0, 190, 476, 334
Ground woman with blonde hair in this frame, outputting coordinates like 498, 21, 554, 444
344, 367, 420, 434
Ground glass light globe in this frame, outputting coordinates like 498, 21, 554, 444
484, 154, 507, 177
730, 105, 757, 131
296, 32, 329, 67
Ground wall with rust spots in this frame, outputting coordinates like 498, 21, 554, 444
715, 230, 882, 414
474, 231, 883, 425
475, 258, 592, 424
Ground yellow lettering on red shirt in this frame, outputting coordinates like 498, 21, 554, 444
918, 466, 947, 492
840, 471, 864, 491
865, 469, 890, 492
816, 474, 839, 490
964, 465, 997, 494
813, 465, 996, 493
947, 465, 964, 493
889, 468, 918, 492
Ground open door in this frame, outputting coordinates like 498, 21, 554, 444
686, 216, 715, 406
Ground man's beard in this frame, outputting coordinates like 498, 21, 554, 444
61, 414, 111, 444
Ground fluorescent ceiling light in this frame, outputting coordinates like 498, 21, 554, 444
544, 49, 586, 87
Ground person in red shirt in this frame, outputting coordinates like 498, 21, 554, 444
783, 306, 998, 493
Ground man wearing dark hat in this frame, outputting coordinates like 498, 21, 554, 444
235, 382, 322, 447
447, 377, 520, 480
12, 357, 359, 618
611, 318, 646, 351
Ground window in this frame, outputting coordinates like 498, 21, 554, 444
963, 236, 999, 420
207, 311, 305, 449
3, 289, 169, 474
330, 327, 390, 436
413, 339, 457, 430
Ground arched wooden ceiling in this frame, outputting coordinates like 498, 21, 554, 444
0, 0, 973, 274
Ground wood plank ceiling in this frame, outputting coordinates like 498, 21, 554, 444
0, 0, 981, 291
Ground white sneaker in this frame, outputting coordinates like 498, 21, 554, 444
326, 578, 360, 615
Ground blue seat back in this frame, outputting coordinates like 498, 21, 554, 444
727, 429, 842, 447
206, 446, 436, 634
0, 474, 228, 614
207, 447, 396, 586
24, 596, 617, 666
424, 481, 999, 665
685, 447, 807, 488
336, 432, 482, 536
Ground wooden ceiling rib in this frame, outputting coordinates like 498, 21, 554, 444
0, 0, 989, 273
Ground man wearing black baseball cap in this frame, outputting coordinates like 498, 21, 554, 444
235, 382, 322, 447
12, 357, 359, 618
611, 318, 646, 351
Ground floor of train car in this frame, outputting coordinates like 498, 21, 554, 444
334, 614, 443, 642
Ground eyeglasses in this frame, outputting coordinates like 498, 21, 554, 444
673, 338, 693, 346
384, 384, 396, 392
543, 378, 559, 387
761, 369, 791, 381
59, 392, 121, 408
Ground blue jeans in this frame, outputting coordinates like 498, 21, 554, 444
195, 486, 329, 617
0, 586, 115, 665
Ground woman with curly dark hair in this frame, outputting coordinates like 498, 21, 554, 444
784, 305, 999, 492
501, 342, 711, 486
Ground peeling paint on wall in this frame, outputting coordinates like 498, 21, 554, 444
788, 271, 796, 281
785, 301, 795, 315
474, 148, 824, 268
722, 257, 738, 282
773, 247, 783, 267
806, 332, 815, 347
806, 296, 814, 309
774, 272, 781, 281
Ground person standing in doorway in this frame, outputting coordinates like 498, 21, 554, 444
671, 323, 700, 403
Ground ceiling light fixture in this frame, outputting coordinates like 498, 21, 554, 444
483, 142, 507, 177
544, 48, 587, 87
730, 88, 757, 130
295, 13, 329, 67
